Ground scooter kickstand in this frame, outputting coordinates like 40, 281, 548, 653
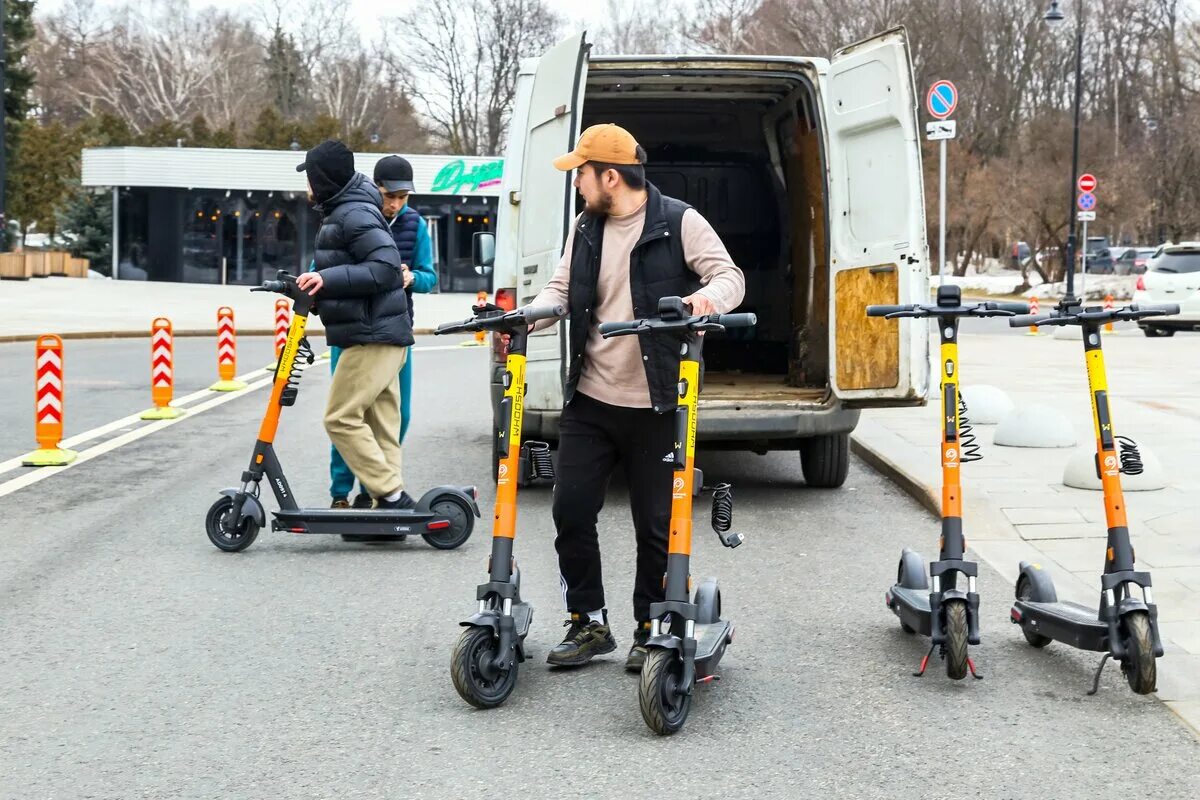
913, 643, 936, 677
967, 656, 984, 680
1087, 653, 1111, 696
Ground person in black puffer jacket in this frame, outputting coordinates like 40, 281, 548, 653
295, 140, 416, 514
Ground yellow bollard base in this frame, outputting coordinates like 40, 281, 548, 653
1026, 330, 1041, 337
140, 406, 185, 420
319, 350, 332, 360
22, 447, 79, 467
459, 340, 486, 347
209, 379, 248, 392
265, 362, 279, 372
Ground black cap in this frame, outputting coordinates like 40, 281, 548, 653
296, 140, 355, 204
373, 155, 415, 194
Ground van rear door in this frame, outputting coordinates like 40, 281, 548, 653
825, 27, 929, 406
514, 32, 589, 410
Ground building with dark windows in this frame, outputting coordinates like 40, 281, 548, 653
81, 147, 502, 292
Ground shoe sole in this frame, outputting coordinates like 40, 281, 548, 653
546, 638, 617, 667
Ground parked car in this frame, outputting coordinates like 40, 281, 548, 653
1087, 247, 1117, 274
480, 28, 931, 487
1133, 242, 1200, 336
1114, 246, 1156, 275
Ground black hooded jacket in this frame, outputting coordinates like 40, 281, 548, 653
312, 173, 414, 348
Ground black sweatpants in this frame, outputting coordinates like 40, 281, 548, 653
552, 392, 675, 623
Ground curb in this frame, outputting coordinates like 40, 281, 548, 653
0, 327, 436, 343
849, 433, 939, 516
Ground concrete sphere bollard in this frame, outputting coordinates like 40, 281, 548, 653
959, 384, 1014, 425
994, 404, 1077, 448
1052, 325, 1083, 340
1062, 446, 1167, 491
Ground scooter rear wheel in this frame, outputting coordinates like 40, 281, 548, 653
1016, 575, 1053, 648
944, 599, 969, 680
422, 496, 474, 550
451, 625, 518, 708
206, 496, 259, 552
1122, 611, 1157, 695
639, 648, 693, 735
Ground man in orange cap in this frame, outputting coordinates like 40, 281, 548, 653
531, 123, 745, 670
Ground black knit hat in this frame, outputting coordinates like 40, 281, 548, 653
296, 140, 355, 203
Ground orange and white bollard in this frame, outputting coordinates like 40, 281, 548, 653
1104, 294, 1115, 333
141, 318, 184, 420
22, 334, 78, 466
268, 299, 291, 370
461, 290, 490, 347
1027, 295, 1041, 336
209, 306, 247, 391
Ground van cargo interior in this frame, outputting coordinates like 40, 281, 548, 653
581, 62, 830, 405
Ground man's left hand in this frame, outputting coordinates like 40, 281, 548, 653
401, 265, 414, 289
682, 292, 716, 317
297, 272, 323, 296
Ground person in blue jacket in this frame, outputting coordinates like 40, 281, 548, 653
329, 155, 438, 509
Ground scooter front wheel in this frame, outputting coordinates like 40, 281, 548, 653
944, 599, 969, 680
639, 648, 693, 735
1122, 611, 1157, 695
451, 625, 518, 709
206, 496, 260, 552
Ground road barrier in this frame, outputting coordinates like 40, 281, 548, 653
209, 307, 247, 391
141, 318, 184, 420
22, 334, 78, 466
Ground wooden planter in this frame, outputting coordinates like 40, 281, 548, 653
24, 251, 48, 277
46, 251, 68, 276
67, 257, 91, 278
0, 252, 31, 280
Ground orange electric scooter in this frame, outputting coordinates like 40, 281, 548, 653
435, 301, 564, 708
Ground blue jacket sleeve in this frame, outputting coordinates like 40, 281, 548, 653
410, 216, 437, 294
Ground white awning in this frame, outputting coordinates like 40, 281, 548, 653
81, 147, 504, 197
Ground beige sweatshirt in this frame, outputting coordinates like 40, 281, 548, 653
532, 199, 745, 408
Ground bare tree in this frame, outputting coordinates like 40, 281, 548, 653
389, 0, 562, 155
594, 0, 689, 55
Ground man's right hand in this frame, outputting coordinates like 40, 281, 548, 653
296, 272, 323, 296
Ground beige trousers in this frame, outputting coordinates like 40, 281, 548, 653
323, 343, 409, 498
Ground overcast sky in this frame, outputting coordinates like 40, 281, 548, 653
36, 0, 606, 38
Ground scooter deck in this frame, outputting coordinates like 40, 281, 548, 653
694, 620, 733, 677
272, 507, 438, 536
888, 585, 933, 637
1015, 599, 1109, 652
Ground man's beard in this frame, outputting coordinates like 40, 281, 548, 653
585, 190, 614, 216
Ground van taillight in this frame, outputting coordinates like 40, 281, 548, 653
1136, 275, 1145, 291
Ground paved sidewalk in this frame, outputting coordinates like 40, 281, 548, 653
852, 323, 1200, 732
0, 277, 485, 340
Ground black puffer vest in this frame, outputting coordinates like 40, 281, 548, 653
566, 182, 699, 412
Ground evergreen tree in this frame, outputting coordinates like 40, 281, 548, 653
57, 183, 112, 275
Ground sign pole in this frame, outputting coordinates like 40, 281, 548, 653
1080, 218, 1088, 300
939, 138, 947, 286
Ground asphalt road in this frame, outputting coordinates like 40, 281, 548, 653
0, 336, 1196, 799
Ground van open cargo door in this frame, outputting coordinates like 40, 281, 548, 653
514, 32, 589, 410
825, 27, 929, 407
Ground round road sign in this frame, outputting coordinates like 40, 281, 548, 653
926, 80, 958, 120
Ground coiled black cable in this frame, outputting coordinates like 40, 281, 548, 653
958, 396, 983, 463
1117, 435, 1144, 475
525, 440, 555, 480
279, 338, 314, 407
711, 483, 734, 533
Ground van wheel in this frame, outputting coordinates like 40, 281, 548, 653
799, 433, 849, 488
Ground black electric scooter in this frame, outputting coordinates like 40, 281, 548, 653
204, 271, 480, 552
870, 285, 1028, 680
1007, 298, 1179, 694
435, 301, 564, 708
599, 297, 755, 735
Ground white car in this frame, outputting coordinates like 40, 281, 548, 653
1133, 242, 1200, 336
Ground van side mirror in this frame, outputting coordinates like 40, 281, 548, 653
473, 231, 495, 275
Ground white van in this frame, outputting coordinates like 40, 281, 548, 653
478, 28, 930, 487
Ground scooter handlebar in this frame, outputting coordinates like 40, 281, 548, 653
523, 304, 567, 323
1008, 313, 1059, 328
435, 303, 566, 335
983, 301, 1031, 314
710, 312, 757, 328
866, 304, 915, 317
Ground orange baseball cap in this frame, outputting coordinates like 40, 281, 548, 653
552, 124, 642, 170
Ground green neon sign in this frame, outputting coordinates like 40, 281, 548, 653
430, 159, 504, 194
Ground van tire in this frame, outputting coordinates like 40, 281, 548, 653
799, 433, 849, 488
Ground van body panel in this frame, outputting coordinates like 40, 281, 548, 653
824, 26, 930, 406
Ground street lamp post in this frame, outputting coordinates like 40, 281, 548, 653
1045, 0, 1085, 305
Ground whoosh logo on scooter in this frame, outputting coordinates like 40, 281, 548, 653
672, 476, 686, 499
1103, 455, 1118, 476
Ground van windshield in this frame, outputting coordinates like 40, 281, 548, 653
1153, 251, 1200, 273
